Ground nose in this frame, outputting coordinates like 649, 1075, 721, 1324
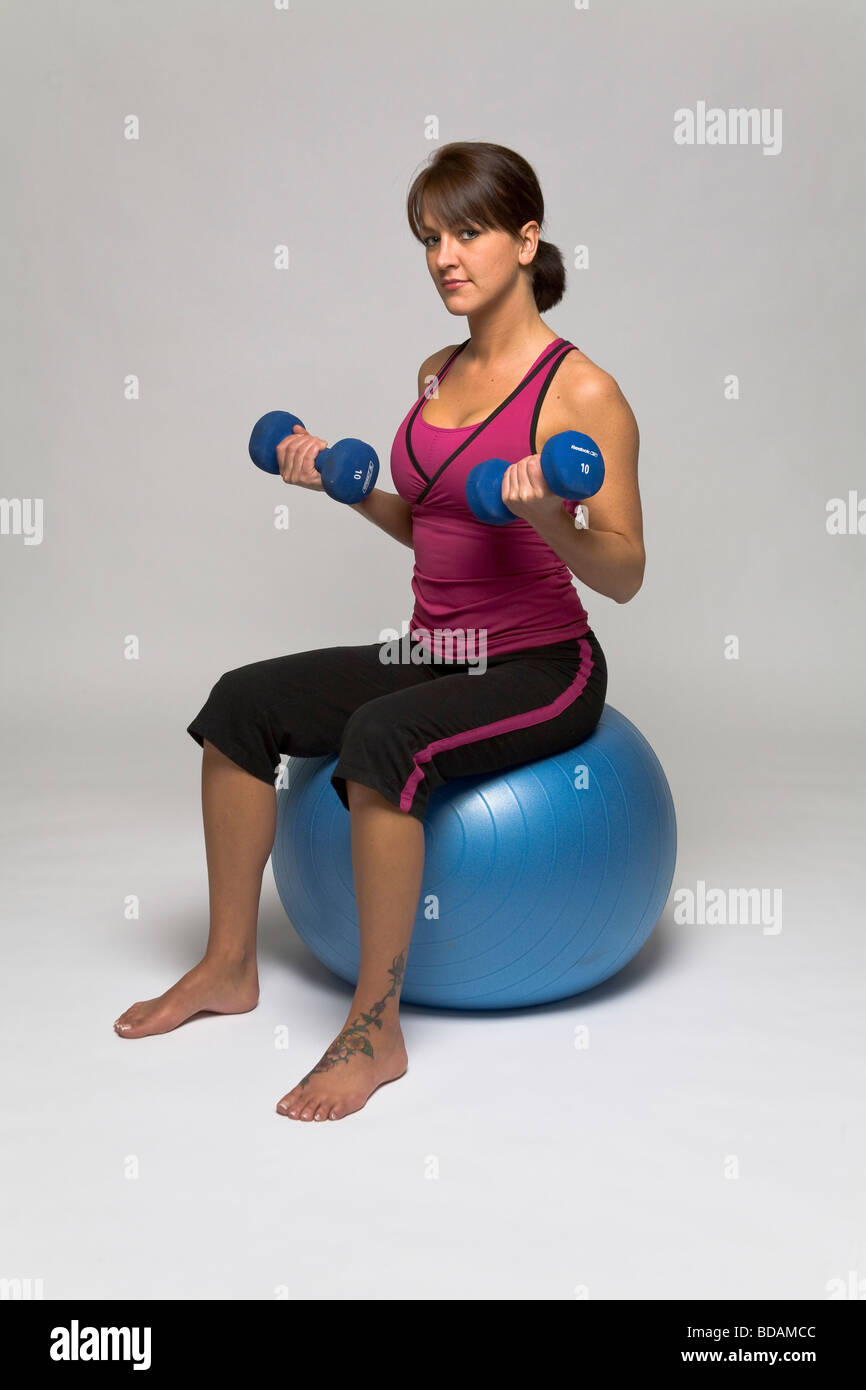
433, 233, 461, 271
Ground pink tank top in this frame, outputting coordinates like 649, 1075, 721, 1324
390, 336, 591, 657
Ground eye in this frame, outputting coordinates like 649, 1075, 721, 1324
422, 227, 481, 248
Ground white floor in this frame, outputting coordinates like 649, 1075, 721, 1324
1, 707, 863, 1301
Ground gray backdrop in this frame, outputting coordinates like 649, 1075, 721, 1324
1, 0, 864, 1302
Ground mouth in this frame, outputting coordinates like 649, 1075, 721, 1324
442, 279, 469, 290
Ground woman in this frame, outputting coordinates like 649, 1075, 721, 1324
114, 141, 644, 1122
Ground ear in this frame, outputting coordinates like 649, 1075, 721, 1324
518, 220, 541, 265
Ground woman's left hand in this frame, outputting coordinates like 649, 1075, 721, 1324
500, 455, 563, 528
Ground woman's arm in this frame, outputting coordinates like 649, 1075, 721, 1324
349, 488, 413, 548
527, 368, 645, 604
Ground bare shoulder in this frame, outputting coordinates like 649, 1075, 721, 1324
535, 349, 638, 465
557, 351, 637, 433
537, 347, 644, 574
416, 344, 463, 398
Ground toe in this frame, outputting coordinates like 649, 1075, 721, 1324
276, 1088, 301, 1117
313, 1099, 331, 1122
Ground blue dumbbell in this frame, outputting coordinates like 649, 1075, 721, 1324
248, 410, 379, 505
465, 430, 605, 525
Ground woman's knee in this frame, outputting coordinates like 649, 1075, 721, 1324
204, 663, 269, 717
341, 699, 391, 751
339, 699, 414, 787
193, 667, 272, 752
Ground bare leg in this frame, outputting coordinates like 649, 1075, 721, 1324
114, 739, 274, 1038
277, 780, 424, 1121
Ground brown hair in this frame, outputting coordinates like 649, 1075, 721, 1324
406, 141, 566, 312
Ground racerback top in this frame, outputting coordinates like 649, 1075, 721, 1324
390, 335, 591, 657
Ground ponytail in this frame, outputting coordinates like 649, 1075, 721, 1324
530, 239, 566, 312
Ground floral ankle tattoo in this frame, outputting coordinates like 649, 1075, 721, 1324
298, 952, 406, 1088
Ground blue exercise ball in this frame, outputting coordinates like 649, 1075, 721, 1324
271, 705, 676, 1010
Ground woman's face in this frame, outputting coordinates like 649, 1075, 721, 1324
419, 200, 538, 315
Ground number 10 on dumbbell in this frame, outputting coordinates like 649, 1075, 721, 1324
465, 430, 604, 526
248, 410, 379, 505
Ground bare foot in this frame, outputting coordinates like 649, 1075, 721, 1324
277, 1014, 408, 1122
114, 957, 259, 1038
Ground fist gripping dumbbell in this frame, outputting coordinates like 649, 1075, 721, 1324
465, 430, 604, 526
248, 410, 379, 505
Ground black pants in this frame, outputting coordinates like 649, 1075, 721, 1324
186, 630, 607, 823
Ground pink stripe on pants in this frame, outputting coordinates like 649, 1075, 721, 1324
398, 635, 596, 813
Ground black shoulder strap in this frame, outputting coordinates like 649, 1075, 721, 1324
529, 343, 578, 455
433, 338, 471, 385
411, 339, 575, 503
403, 339, 471, 484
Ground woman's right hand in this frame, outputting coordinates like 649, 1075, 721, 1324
275, 424, 328, 491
